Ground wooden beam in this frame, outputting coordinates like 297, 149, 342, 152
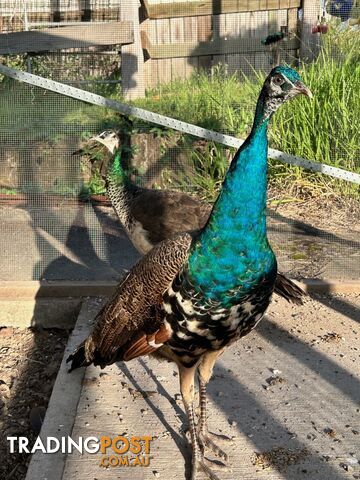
0, 21, 134, 54
141, 31, 300, 59
143, 0, 301, 19
299, 0, 320, 62
120, 0, 145, 100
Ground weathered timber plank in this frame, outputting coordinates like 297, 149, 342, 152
197, 15, 212, 41
141, 33, 300, 58
239, 11, 251, 37
250, 0, 261, 10
223, 12, 240, 74
300, 0, 320, 61
120, 2, 145, 100
156, 17, 171, 44
170, 17, 186, 79
0, 21, 133, 54
184, 15, 198, 41
288, 7, 298, 33
143, 0, 301, 19
142, 19, 159, 89
184, 16, 199, 78
155, 18, 172, 84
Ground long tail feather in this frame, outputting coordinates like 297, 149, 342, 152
274, 272, 306, 305
66, 341, 91, 372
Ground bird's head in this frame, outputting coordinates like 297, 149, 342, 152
91, 130, 120, 154
258, 66, 312, 122
73, 130, 121, 180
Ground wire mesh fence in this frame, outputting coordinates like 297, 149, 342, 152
0, 0, 358, 282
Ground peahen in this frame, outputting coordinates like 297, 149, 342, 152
77, 131, 305, 304
68, 66, 312, 480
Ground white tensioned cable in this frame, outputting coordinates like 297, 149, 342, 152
0, 63, 359, 185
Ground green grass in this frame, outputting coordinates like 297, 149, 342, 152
0, 25, 358, 200
0, 187, 18, 195
133, 26, 360, 199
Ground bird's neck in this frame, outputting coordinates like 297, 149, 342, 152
186, 94, 276, 303
106, 151, 137, 229
107, 151, 127, 185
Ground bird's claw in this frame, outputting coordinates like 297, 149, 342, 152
192, 457, 223, 480
198, 431, 229, 462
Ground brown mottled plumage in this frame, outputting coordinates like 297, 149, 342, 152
130, 190, 211, 246
67, 233, 193, 371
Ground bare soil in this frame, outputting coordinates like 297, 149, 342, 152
0, 327, 68, 480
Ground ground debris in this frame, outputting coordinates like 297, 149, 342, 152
324, 427, 337, 438
313, 332, 345, 344
120, 380, 157, 399
263, 375, 286, 390
252, 447, 309, 471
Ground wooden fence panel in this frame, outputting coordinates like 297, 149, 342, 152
184, 16, 199, 77
212, 14, 226, 67
156, 18, 172, 85
0, 22, 133, 55
0, 0, 314, 93
197, 15, 212, 69
141, 0, 304, 89
170, 17, 186, 79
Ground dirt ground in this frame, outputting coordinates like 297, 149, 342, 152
0, 327, 69, 480
267, 196, 360, 279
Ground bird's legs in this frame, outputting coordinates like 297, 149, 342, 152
179, 363, 221, 480
198, 350, 231, 462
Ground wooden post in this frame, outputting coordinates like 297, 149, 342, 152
120, 0, 145, 100
300, 0, 321, 62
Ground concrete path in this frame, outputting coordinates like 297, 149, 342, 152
35, 292, 359, 480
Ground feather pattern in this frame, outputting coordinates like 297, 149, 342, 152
68, 233, 193, 370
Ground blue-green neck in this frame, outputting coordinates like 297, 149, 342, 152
107, 151, 127, 184
186, 95, 276, 304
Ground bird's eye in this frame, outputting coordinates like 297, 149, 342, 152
273, 75, 284, 85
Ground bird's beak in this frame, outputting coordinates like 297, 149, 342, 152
293, 80, 313, 99
92, 135, 118, 154
72, 148, 84, 156
72, 135, 98, 156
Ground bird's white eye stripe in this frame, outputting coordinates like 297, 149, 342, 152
287, 78, 296, 88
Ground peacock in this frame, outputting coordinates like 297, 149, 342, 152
77, 131, 305, 304
68, 66, 312, 480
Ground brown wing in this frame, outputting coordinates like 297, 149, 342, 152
67, 232, 193, 371
130, 190, 212, 245
274, 272, 306, 305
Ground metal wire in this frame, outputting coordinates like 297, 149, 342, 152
0, 1, 358, 283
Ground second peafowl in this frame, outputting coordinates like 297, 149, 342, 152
68, 66, 312, 480
77, 129, 305, 304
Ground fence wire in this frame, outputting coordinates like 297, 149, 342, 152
0, 0, 358, 282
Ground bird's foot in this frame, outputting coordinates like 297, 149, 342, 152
198, 430, 231, 462
192, 457, 224, 480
